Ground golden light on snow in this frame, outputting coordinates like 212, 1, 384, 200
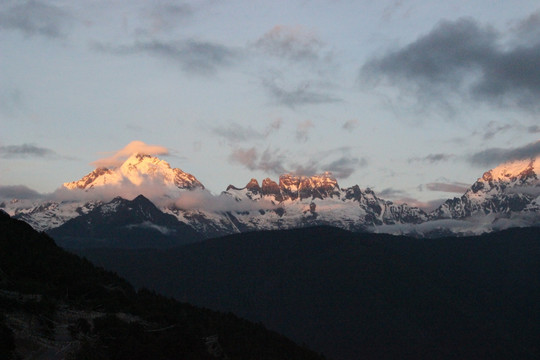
91, 141, 169, 169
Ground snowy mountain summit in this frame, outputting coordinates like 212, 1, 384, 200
422, 156, 540, 233
64, 153, 205, 191
432, 156, 540, 221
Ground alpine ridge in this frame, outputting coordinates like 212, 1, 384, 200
1, 152, 539, 244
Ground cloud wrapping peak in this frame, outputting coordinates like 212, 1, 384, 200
361, 15, 540, 111
92, 140, 169, 169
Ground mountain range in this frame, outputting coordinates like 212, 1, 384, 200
1, 152, 539, 247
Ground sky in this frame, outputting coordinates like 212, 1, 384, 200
1, 0, 540, 210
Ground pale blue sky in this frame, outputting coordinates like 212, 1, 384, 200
1, 0, 540, 209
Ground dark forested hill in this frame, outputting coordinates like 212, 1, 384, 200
77, 225, 540, 360
0, 210, 325, 360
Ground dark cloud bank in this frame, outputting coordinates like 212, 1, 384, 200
469, 140, 540, 167
0, 185, 43, 199
361, 13, 540, 111
0, 0, 71, 38
0, 144, 57, 158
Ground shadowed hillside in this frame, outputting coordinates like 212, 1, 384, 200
77, 225, 540, 360
0, 210, 325, 360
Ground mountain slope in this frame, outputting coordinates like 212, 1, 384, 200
48, 195, 202, 248
77, 226, 540, 360
0, 210, 325, 360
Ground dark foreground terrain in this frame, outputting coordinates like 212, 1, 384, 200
77, 226, 540, 360
0, 210, 325, 360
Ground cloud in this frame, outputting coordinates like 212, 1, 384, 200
0, 87, 24, 117
390, 196, 446, 212
528, 125, 540, 133
93, 39, 239, 75
342, 119, 359, 131
0, 185, 43, 200
213, 123, 264, 142
229, 147, 287, 175
296, 120, 314, 141
229, 147, 259, 170
267, 118, 283, 132
360, 15, 540, 111
378, 187, 409, 198
253, 26, 338, 108
212, 119, 282, 142
381, 0, 407, 22
377, 187, 446, 211
92, 140, 169, 168
0, 144, 58, 159
424, 182, 469, 194
263, 79, 341, 108
0, 0, 71, 38
468, 140, 540, 167
174, 189, 275, 212
50, 175, 188, 206
512, 10, 540, 45
482, 121, 513, 140
324, 156, 367, 179
408, 153, 454, 163
141, 2, 193, 34
228, 146, 366, 180
254, 25, 325, 62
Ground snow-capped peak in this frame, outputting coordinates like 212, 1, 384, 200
63, 153, 204, 191
431, 155, 540, 223
480, 156, 540, 184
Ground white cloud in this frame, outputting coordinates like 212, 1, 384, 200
91, 140, 169, 168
